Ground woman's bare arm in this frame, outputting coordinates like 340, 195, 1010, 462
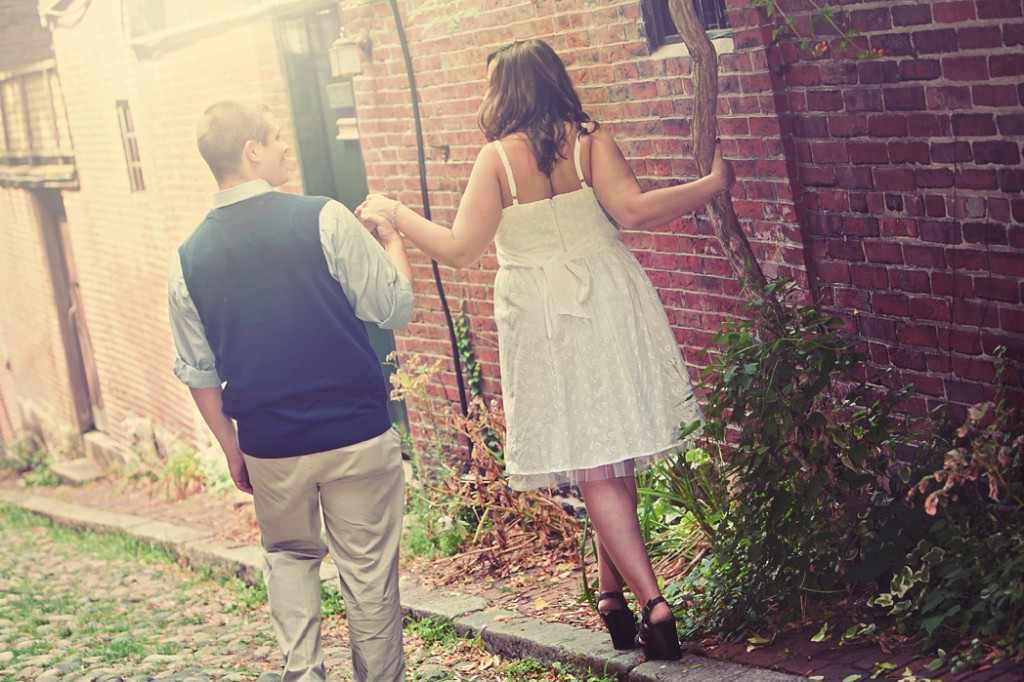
358, 144, 505, 269
589, 127, 734, 231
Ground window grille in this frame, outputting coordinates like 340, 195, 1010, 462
645, 0, 730, 48
116, 101, 145, 192
0, 61, 74, 178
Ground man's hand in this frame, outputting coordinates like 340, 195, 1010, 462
188, 387, 252, 495
355, 192, 414, 294
362, 211, 401, 247
356, 193, 398, 222
224, 446, 253, 495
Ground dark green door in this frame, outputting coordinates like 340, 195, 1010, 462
278, 6, 408, 431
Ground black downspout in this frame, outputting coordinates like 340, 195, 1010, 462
387, 0, 470, 419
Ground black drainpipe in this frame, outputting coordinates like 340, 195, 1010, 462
386, 0, 470, 419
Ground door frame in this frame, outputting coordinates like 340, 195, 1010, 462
275, 5, 408, 432
33, 188, 103, 434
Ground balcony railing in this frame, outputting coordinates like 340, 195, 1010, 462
0, 59, 76, 188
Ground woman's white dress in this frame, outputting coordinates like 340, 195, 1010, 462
492, 134, 700, 491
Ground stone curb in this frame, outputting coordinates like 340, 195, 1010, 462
0, 489, 808, 682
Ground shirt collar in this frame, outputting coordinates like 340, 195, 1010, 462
212, 179, 273, 209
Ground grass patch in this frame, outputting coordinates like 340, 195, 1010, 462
322, 581, 346, 619
225, 575, 268, 613
404, 615, 463, 648
98, 636, 156, 663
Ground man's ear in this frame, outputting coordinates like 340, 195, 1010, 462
242, 138, 260, 167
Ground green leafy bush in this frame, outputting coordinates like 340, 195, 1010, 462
0, 435, 60, 487
643, 279, 1022, 666
152, 447, 205, 501
0, 435, 46, 474
403, 439, 474, 560
660, 279, 917, 635
871, 354, 1023, 667
635, 444, 727, 595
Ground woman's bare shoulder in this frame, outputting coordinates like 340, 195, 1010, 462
586, 124, 623, 158
586, 122, 616, 142
474, 140, 505, 167
494, 131, 531, 151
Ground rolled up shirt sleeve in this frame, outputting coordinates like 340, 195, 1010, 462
320, 200, 414, 329
167, 255, 222, 388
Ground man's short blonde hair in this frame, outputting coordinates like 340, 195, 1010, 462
196, 100, 273, 183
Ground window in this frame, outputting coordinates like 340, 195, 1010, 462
130, 0, 251, 35
116, 101, 145, 192
0, 61, 75, 186
645, 0, 730, 48
1, 66, 70, 162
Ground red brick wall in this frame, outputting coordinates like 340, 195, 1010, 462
764, 0, 1024, 415
340, 0, 1021, 431
342, 0, 808, 435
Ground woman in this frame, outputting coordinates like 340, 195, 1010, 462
358, 38, 734, 660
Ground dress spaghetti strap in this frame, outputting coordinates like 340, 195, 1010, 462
573, 132, 587, 187
493, 140, 519, 205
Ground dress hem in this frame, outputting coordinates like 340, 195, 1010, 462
506, 439, 686, 492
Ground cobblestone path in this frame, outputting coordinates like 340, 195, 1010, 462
0, 505, 304, 682
0, 505, 584, 682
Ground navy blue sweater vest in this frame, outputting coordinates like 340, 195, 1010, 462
178, 191, 391, 458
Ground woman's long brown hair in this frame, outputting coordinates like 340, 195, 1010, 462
478, 39, 597, 176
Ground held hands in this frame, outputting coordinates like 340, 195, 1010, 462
709, 140, 736, 196
358, 193, 398, 220
356, 194, 403, 246
362, 212, 401, 246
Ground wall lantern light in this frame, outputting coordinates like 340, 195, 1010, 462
329, 29, 372, 78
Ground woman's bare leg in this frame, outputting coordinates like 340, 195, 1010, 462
593, 474, 635, 610
578, 475, 672, 624
594, 531, 624, 608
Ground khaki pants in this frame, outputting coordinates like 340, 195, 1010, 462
245, 429, 406, 682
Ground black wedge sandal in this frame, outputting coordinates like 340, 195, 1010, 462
596, 591, 638, 650
635, 596, 681, 660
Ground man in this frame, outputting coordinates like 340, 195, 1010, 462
168, 100, 413, 682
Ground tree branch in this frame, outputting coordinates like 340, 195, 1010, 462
668, 0, 783, 333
